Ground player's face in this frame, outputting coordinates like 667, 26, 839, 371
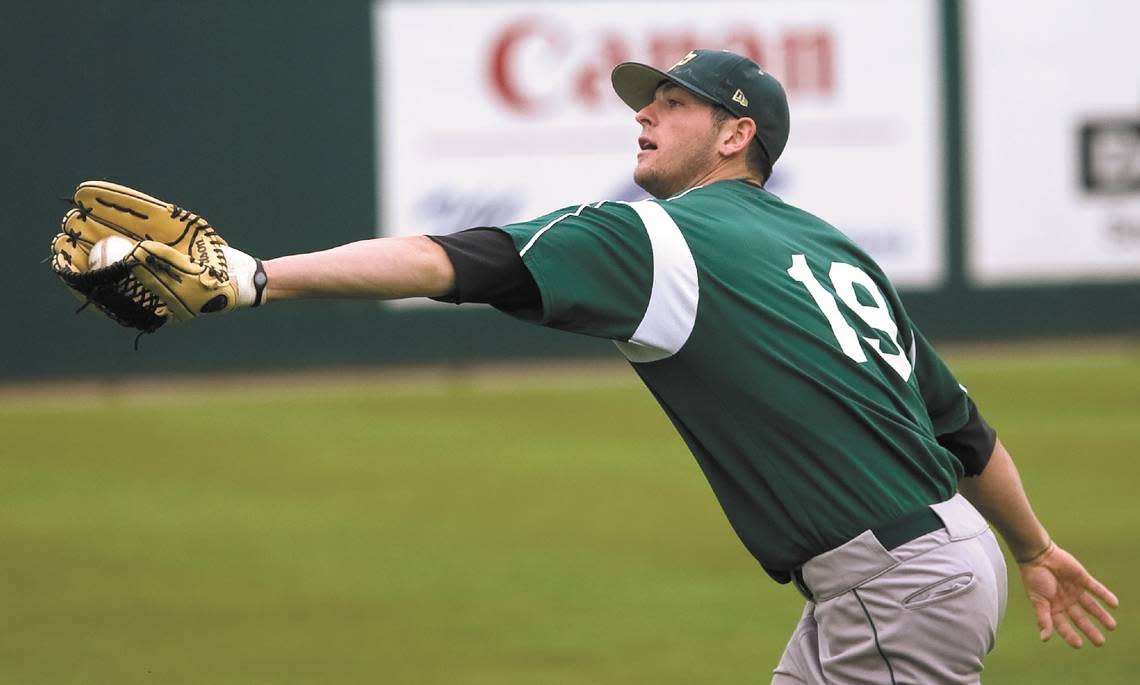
632, 84, 722, 198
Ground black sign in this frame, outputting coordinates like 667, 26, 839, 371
1080, 119, 1140, 194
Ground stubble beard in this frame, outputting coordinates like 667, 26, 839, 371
633, 132, 720, 199
633, 165, 673, 199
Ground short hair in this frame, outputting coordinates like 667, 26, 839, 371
712, 106, 773, 185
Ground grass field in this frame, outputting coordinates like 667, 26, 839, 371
1, 343, 1137, 684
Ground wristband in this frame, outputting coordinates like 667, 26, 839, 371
1016, 539, 1054, 564
218, 245, 266, 308
252, 258, 268, 307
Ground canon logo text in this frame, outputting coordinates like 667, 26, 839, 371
487, 18, 836, 115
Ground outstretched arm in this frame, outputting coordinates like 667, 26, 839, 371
958, 439, 1119, 648
264, 236, 455, 301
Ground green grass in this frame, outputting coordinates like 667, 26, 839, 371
1, 345, 1137, 684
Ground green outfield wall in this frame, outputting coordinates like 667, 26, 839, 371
4, 0, 1138, 381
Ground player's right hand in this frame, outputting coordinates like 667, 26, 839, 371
1018, 542, 1119, 648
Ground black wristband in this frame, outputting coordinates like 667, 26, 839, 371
252, 258, 268, 307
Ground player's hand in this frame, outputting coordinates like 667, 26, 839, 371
1017, 542, 1119, 648
51, 181, 267, 334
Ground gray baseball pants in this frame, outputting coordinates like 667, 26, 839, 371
772, 494, 1008, 684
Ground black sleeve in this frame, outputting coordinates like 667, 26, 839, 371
426, 228, 542, 316
937, 398, 997, 477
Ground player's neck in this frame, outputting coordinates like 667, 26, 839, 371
687, 157, 763, 192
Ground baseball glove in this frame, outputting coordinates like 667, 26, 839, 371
50, 181, 265, 336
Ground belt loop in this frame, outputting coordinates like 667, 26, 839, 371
930, 494, 988, 541
792, 568, 813, 601
800, 529, 899, 601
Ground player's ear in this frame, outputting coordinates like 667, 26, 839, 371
719, 116, 758, 158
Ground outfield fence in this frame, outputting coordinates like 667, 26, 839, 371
5, 0, 1138, 381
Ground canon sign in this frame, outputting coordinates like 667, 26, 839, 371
381, 0, 943, 287
487, 18, 835, 115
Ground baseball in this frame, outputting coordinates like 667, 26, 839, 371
88, 235, 136, 270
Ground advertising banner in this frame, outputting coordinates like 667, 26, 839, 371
375, 0, 944, 289
965, 0, 1140, 285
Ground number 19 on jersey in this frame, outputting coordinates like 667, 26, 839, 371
787, 254, 913, 381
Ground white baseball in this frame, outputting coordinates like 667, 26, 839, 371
89, 236, 136, 270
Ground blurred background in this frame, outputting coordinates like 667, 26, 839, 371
2, 0, 1138, 683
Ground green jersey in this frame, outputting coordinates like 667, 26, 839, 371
498, 180, 973, 572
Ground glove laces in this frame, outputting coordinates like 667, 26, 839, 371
171, 205, 229, 280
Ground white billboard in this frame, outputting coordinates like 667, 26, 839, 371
965, 0, 1140, 285
374, 0, 944, 289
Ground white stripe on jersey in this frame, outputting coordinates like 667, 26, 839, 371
518, 201, 606, 257
614, 200, 699, 363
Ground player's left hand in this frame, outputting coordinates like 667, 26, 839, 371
50, 181, 266, 335
1018, 541, 1119, 648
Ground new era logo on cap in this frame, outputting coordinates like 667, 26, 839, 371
732, 89, 749, 107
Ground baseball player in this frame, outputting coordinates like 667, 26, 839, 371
53, 49, 1118, 683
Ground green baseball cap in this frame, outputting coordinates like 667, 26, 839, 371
611, 49, 790, 166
